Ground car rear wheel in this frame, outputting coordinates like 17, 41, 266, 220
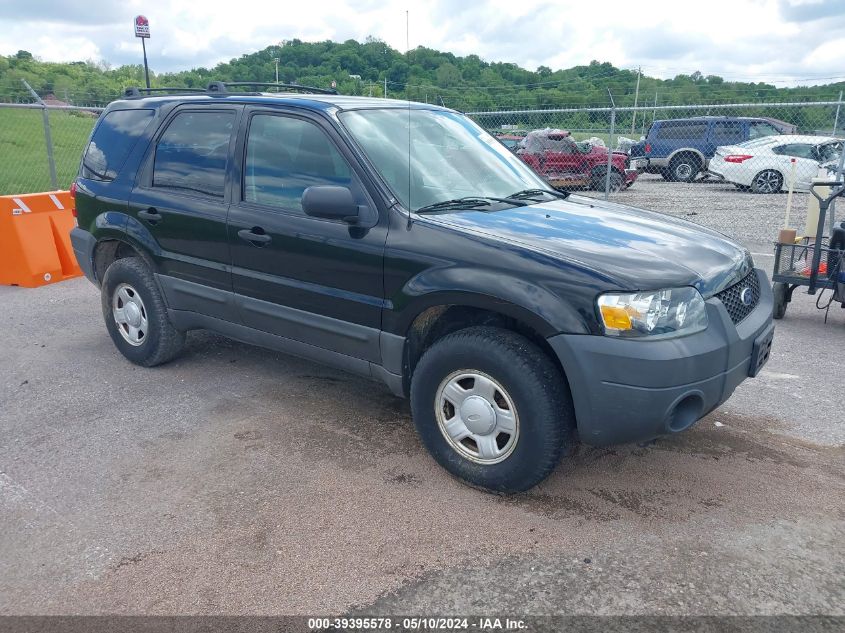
668, 154, 701, 182
751, 169, 783, 194
410, 326, 575, 493
101, 257, 186, 367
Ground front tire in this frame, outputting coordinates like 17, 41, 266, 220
410, 326, 575, 493
101, 257, 185, 367
590, 168, 624, 193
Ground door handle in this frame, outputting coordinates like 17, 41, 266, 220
138, 208, 162, 225
238, 228, 272, 246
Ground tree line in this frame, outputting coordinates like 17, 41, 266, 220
2, 38, 843, 113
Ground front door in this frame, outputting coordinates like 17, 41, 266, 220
227, 108, 387, 363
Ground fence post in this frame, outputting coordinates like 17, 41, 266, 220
605, 90, 616, 201
833, 90, 843, 136
21, 79, 58, 190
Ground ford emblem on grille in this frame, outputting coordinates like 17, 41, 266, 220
740, 287, 754, 306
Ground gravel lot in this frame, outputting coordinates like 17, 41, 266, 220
1, 176, 843, 621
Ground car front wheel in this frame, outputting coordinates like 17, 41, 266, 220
410, 326, 575, 493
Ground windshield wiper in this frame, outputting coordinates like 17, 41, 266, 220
416, 196, 526, 214
506, 188, 570, 201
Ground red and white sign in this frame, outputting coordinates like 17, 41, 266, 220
134, 15, 150, 38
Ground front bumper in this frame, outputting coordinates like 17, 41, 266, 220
548, 269, 774, 446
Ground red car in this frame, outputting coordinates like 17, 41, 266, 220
516, 129, 637, 192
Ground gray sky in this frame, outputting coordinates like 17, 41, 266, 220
1, 0, 844, 85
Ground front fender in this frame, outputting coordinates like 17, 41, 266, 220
386, 266, 591, 337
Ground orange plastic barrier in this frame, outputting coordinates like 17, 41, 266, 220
0, 190, 82, 288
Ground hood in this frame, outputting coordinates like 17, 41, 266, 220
422, 195, 752, 297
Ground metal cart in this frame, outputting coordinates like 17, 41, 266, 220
771, 180, 845, 319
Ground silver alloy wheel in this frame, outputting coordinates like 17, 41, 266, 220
435, 370, 520, 464
753, 170, 782, 193
674, 162, 694, 180
112, 283, 148, 346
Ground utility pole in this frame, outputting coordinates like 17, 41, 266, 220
384, 76, 388, 99
273, 58, 280, 84
631, 66, 641, 135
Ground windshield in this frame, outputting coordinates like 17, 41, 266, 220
339, 108, 549, 212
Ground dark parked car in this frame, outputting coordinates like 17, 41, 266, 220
630, 116, 782, 182
71, 83, 774, 493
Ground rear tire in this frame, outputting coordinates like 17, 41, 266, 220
410, 326, 575, 493
668, 154, 701, 182
101, 257, 185, 367
751, 169, 783, 194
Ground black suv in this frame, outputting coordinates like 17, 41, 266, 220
71, 83, 775, 493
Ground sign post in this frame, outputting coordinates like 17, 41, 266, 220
134, 15, 151, 90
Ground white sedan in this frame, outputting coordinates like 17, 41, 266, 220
709, 135, 842, 193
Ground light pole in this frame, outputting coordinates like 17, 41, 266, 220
273, 58, 280, 84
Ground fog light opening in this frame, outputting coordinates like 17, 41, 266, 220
667, 394, 704, 433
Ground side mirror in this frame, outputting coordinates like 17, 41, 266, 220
302, 186, 359, 223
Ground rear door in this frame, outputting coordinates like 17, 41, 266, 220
128, 105, 242, 320
226, 107, 387, 362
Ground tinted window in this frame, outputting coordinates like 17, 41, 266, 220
748, 122, 780, 139
654, 121, 708, 140
81, 109, 154, 181
711, 121, 744, 144
153, 110, 234, 197
243, 115, 353, 213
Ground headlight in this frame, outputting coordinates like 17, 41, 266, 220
597, 287, 708, 339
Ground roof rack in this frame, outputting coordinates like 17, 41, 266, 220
209, 81, 337, 95
122, 81, 337, 99
123, 87, 206, 98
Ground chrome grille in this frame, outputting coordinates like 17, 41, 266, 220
716, 270, 760, 324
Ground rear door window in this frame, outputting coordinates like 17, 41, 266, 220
654, 121, 708, 140
81, 109, 154, 181
153, 110, 235, 197
772, 144, 817, 160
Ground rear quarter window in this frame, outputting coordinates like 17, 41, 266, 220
654, 121, 708, 140
81, 109, 154, 181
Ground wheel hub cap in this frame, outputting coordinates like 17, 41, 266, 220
124, 302, 142, 327
435, 370, 520, 465
460, 396, 497, 435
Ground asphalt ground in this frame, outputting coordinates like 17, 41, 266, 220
1, 175, 843, 622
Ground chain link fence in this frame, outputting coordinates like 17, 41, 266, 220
1, 90, 842, 200
0, 100, 102, 195
467, 100, 844, 197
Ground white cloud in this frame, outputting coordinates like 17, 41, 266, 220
0, 0, 843, 85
